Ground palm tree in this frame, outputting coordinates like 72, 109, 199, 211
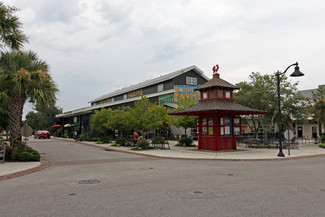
0, 2, 28, 50
0, 50, 58, 143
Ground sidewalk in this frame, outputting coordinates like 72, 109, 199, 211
1, 138, 325, 180
87, 139, 325, 161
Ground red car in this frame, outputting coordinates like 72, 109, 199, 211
34, 130, 51, 139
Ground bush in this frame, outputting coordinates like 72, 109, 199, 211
100, 136, 111, 143
115, 138, 126, 146
91, 137, 100, 142
151, 136, 165, 144
177, 137, 193, 146
79, 133, 92, 141
54, 128, 63, 137
5, 141, 40, 162
18, 152, 32, 161
319, 143, 325, 149
320, 135, 325, 144
136, 140, 150, 149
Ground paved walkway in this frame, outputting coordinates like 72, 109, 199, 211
1, 137, 325, 180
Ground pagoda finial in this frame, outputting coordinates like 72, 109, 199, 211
212, 64, 219, 78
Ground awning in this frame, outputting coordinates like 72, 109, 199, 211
51, 124, 63, 128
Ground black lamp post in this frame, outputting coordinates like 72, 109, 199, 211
277, 62, 304, 157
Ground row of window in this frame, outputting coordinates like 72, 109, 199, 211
197, 117, 241, 136
95, 76, 198, 105
202, 89, 231, 100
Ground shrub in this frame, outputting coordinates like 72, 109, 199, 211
100, 136, 111, 143
177, 137, 193, 146
91, 137, 100, 142
54, 128, 63, 137
18, 152, 32, 161
319, 143, 325, 149
79, 133, 92, 141
152, 136, 165, 144
136, 140, 150, 149
115, 138, 126, 146
5, 141, 40, 162
320, 135, 325, 144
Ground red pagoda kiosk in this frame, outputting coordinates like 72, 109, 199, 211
170, 65, 267, 151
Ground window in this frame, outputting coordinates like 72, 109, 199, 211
210, 90, 215, 98
157, 83, 164, 92
111, 97, 114, 102
208, 117, 213, 135
219, 117, 224, 136
224, 117, 231, 135
202, 118, 207, 135
218, 90, 223, 98
225, 91, 231, 98
186, 77, 197, 85
203, 91, 208, 99
234, 117, 241, 136
220, 117, 231, 136
123, 94, 127, 100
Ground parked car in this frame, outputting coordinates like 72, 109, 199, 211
34, 130, 51, 139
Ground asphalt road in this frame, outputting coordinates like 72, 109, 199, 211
0, 138, 324, 217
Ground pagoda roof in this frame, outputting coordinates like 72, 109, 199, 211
196, 75, 239, 90
169, 99, 267, 116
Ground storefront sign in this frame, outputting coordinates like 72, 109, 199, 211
159, 93, 174, 105
174, 85, 200, 103
128, 89, 143, 98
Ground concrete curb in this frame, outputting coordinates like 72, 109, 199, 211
67, 138, 325, 162
0, 157, 50, 181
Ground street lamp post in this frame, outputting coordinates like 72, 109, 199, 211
277, 62, 304, 157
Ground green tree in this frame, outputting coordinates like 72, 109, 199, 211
234, 72, 306, 142
91, 108, 115, 134
0, 101, 9, 133
130, 96, 153, 132
0, 51, 58, 143
25, 104, 62, 130
0, 2, 28, 50
110, 106, 134, 135
146, 103, 171, 136
314, 96, 325, 130
172, 98, 196, 135
311, 87, 325, 134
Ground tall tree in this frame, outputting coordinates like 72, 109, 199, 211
91, 108, 115, 134
234, 72, 306, 142
311, 86, 325, 134
0, 51, 58, 143
172, 98, 196, 135
0, 2, 28, 50
25, 104, 62, 130
0, 101, 9, 132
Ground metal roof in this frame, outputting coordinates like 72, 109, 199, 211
56, 89, 175, 118
169, 99, 267, 116
196, 76, 239, 90
89, 65, 209, 104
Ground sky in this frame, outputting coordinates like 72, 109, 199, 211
9, 0, 325, 117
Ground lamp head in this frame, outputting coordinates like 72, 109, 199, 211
290, 64, 304, 77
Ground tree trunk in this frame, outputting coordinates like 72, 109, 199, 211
9, 93, 24, 144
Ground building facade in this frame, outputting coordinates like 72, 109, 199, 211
56, 65, 209, 137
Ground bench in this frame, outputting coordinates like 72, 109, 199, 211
151, 140, 170, 150
243, 138, 262, 148
283, 137, 299, 149
0, 144, 6, 163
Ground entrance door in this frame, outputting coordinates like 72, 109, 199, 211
298, 126, 303, 138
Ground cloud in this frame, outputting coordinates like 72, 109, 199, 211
7, 0, 324, 118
